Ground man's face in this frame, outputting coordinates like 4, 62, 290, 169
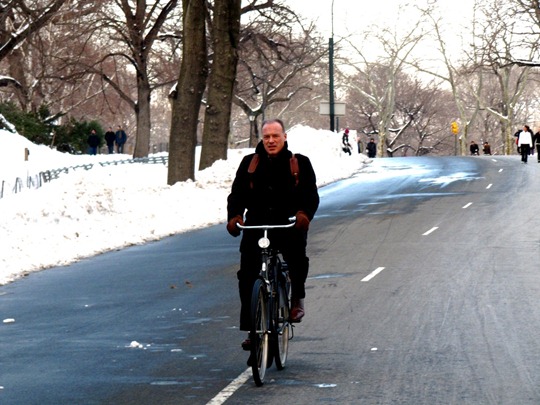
262, 122, 287, 156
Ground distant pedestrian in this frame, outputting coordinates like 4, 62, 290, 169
115, 125, 127, 154
342, 128, 352, 155
356, 134, 363, 154
470, 141, 480, 155
482, 141, 492, 155
518, 125, 533, 163
104, 127, 116, 154
366, 138, 376, 158
533, 129, 540, 162
87, 129, 100, 155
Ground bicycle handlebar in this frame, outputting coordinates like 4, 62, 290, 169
236, 216, 296, 230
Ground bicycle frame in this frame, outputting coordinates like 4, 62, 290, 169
237, 217, 295, 385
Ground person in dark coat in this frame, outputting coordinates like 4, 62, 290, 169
115, 125, 127, 154
470, 141, 480, 155
104, 127, 116, 154
533, 129, 540, 162
87, 129, 100, 155
226, 118, 319, 350
366, 138, 377, 158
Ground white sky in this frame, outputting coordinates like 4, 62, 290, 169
284, 0, 476, 72
287, 0, 474, 38
0, 126, 369, 286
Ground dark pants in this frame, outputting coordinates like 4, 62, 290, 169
521, 144, 530, 162
536, 144, 540, 161
237, 228, 309, 331
107, 144, 114, 154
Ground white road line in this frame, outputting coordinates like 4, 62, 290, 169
486, 183, 492, 189
361, 267, 385, 282
462, 202, 473, 209
499, 168, 503, 172
206, 368, 251, 405
422, 227, 438, 236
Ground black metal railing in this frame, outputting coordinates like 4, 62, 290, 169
0, 155, 169, 199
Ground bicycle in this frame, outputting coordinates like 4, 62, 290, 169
237, 217, 296, 386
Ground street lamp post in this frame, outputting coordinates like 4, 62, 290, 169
329, 0, 335, 132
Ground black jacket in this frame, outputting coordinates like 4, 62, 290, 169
366, 141, 376, 157
227, 141, 319, 226
533, 132, 540, 147
105, 131, 116, 146
87, 133, 100, 148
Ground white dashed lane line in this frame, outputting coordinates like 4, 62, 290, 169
361, 267, 386, 282
422, 227, 438, 236
206, 368, 251, 405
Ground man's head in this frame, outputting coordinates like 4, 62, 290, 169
262, 119, 287, 157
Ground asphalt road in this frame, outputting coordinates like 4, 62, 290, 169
2, 155, 540, 404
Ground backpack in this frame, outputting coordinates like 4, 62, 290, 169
247, 153, 299, 189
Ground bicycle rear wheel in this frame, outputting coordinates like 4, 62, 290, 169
273, 275, 290, 370
250, 279, 269, 386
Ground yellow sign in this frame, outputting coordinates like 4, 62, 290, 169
451, 121, 459, 134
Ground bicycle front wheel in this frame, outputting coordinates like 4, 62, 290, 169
273, 277, 290, 370
250, 279, 269, 386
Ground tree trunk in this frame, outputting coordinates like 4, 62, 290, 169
249, 116, 259, 147
167, 0, 208, 184
133, 79, 152, 158
199, 0, 241, 171
8, 46, 29, 111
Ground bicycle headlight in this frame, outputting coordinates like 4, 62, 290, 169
258, 237, 270, 248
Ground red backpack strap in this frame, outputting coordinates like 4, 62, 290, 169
248, 154, 259, 189
290, 154, 299, 187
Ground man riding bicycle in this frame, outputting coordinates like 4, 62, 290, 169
226, 118, 320, 350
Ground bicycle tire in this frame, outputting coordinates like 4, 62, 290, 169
274, 274, 290, 370
250, 279, 269, 386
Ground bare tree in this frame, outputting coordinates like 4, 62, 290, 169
414, 0, 540, 155
4, 3, 111, 116
346, 64, 454, 157
167, 0, 208, 184
346, 21, 425, 157
0, 0, 69, 62
90, 0, 180, 158
0, 0, 87, 108
234, 17, 326, 147
198, 0, 242, 171
474, 0, 538, 154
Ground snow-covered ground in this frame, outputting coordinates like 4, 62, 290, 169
0, 125, 369, 285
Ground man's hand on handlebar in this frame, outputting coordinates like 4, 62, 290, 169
226, 215, 244, 237
295, 211, 310, 231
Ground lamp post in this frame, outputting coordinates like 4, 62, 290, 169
329, 0, 335, 132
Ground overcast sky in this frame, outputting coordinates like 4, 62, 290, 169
282, 0, 475, 67
286, 0, 474, 37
